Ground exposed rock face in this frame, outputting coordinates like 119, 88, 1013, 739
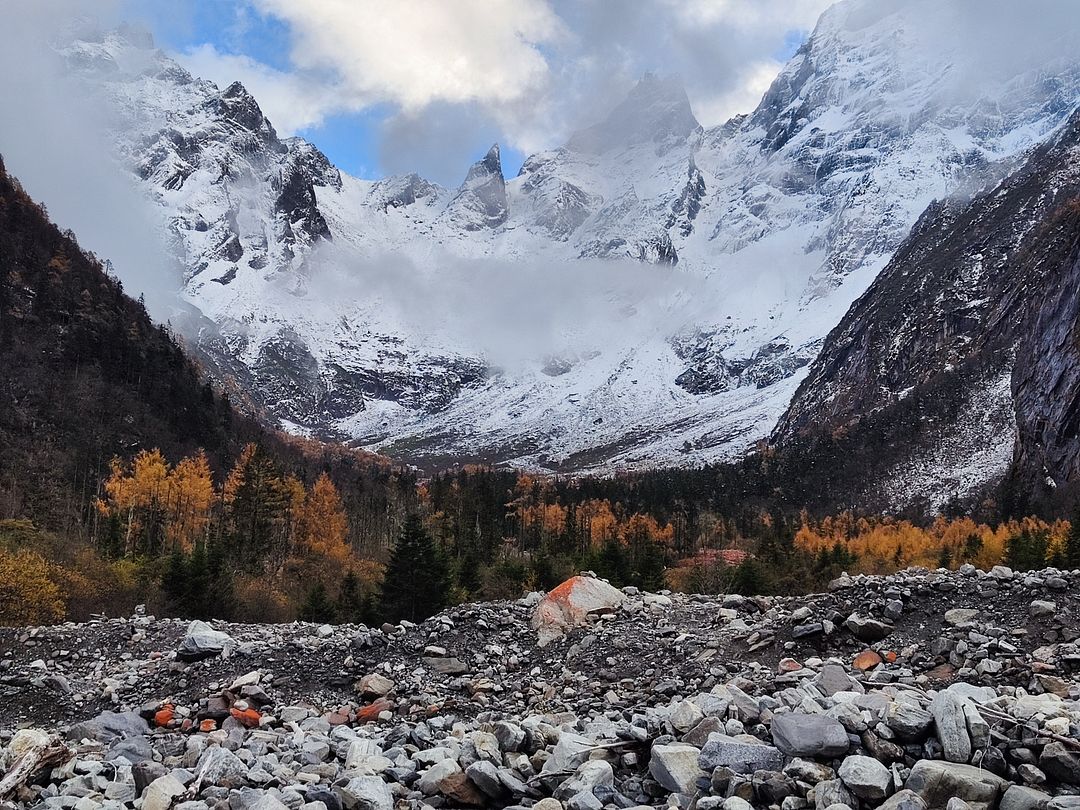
3, 567, 1080, 810
774, 106, 1080, 508
446, 144, 509, 231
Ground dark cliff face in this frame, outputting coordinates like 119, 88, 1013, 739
773, 108, 1080, 500
1013, 235, 1080, 485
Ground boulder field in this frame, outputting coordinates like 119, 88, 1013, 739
1, 565, 1079, 810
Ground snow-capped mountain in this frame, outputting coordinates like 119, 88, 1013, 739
59, 1, 1080, 473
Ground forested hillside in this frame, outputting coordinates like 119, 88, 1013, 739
0, 156, 417, 620
2, 156, 1078, 629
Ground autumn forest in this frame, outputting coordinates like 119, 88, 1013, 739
2, 155, 1079, 628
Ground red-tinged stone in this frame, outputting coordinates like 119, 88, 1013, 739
325, 708, 352, 726
230, 707, 262, 728
199, 719, 217, 732
883, 650, 898, 663
154, 705, 175, 727
853, 650, 883, 671
925, 663, 956, 683
180, 718, 194, 733
357, 699, 391, 722
778, 657, 803, 673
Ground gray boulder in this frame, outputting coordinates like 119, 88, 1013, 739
196, 746, 249, 789
814, 779, 857, 810
67, 710, 147, 744
772, 714, 851, 758
335, 775, 394, 810
887, 701, 934, 741
879, 789, 929, 810
700, 733, 784, 775
1001, 785, 1052, 810
930, 692, 973, 763
557, 760, 614, 801
651, 743, 704, 794
178, 620, 234, 662
1039, 742, 1080, 784
838, 755, 892, 801
904, 760, 1008, 810
143, 774, 187, 810
844, 613, 893, 642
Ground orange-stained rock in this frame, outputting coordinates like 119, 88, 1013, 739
883, 650, 898, 663
154, 705, 175, 727
199, 719, 217, 732
357, 698, 391, 722
853, 650, 883, 671
230, 707, 262, 728
531, 575, 625, 647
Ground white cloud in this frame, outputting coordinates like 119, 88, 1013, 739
130, 0, 841, 178
252, 0, 565, 110
666, 0, 834, 29
179, 44, 337, 135
694, 59, 786, 126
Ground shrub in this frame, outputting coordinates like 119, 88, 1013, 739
0, 548, 65, 625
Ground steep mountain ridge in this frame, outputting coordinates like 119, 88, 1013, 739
57, 1, 1080, 472
774, 105, 1080, 510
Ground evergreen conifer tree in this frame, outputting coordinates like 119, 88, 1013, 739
184, 541, 210, 617
298, 582, 336, 623
1065, 507, 1080, 570
729, 557, 767, 595
380, 515, 450, 623
161, 547, 187, 613
336, 571, 369, 623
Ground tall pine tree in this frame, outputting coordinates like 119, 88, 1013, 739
380, 515, 450, 623
1065, 507, 1080, 570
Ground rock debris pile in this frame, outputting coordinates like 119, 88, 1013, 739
2, 566, 1080, 810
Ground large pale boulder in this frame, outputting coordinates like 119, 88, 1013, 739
531, 576, 625, 647
178, 620, 234, 662
905, 760, 1008, 810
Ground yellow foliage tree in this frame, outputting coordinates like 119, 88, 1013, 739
290, 473, 351, 592
0, 548, 64, 625
165, 451, 214, 550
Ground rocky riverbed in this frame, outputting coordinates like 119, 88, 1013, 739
1, 565, 1079, 810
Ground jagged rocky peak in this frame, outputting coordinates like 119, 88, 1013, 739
567, 72, 701, 155
446, 143, 508, 230
282, 138, 343, 190
211, 81, 279, 142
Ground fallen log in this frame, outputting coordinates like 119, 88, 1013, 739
0, 733, 73, 800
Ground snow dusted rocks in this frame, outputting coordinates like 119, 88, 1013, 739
530, 574, 625, 647
2, 568, 1080, 810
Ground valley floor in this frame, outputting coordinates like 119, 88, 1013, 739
1, 566, 1079, 810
